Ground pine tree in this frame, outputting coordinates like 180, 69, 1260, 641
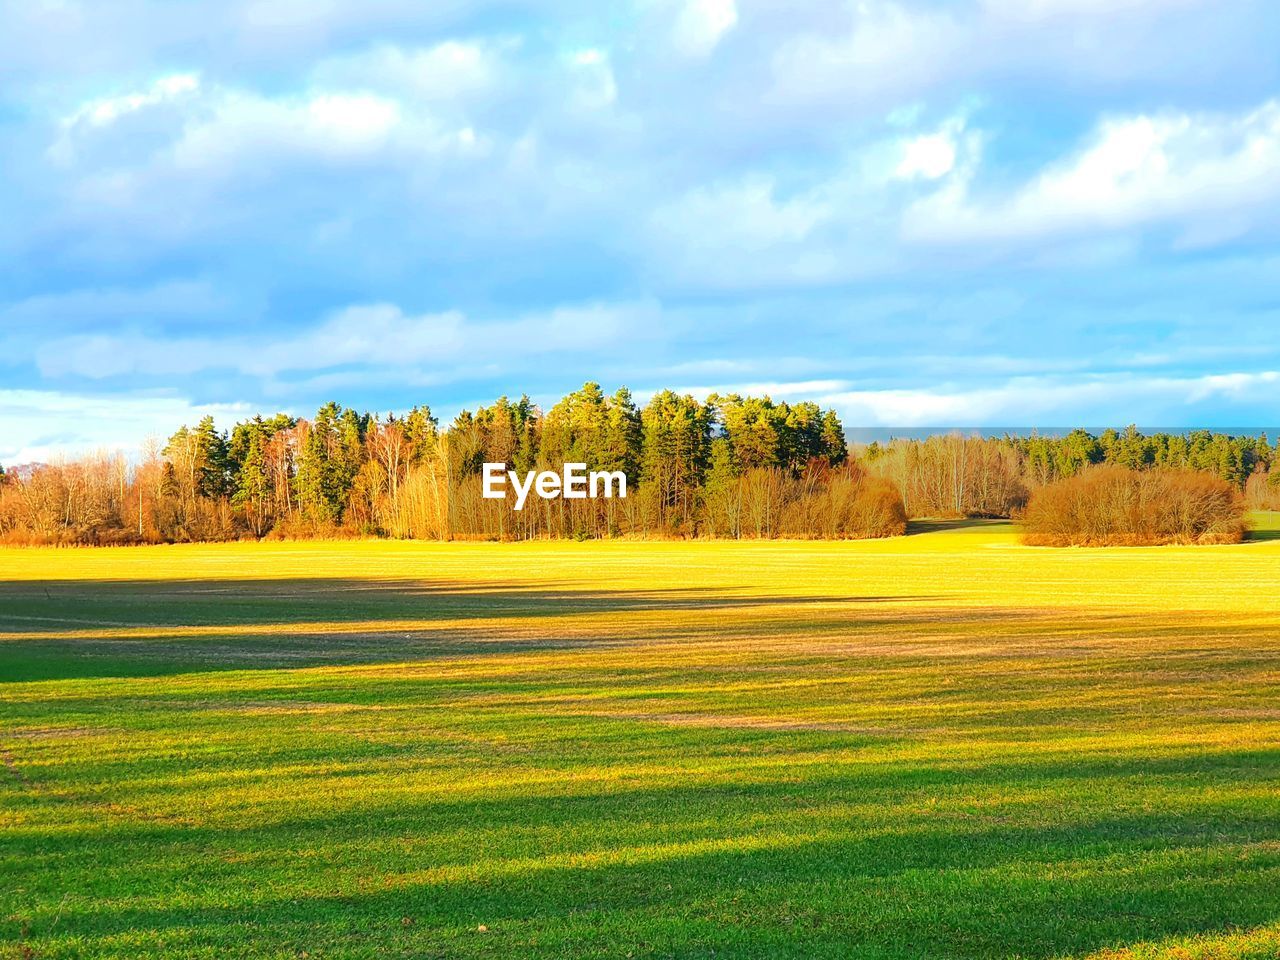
641, 391, 711, 526
819, 409, 848, 466
403, 406, 439, 464
542, 382, 608, 467
192, 416, 230, 499
294, 403, 353, 524
603, 387, 642, 480
233, 430, 271, 535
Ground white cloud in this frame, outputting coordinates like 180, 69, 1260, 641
63, 73, 200, 129
647, 114, 986, 290
770, 2, 961, 105
629, 367, 1280, 427
814, 370, 1280, 426
310, 93, 401, 141
659, 175, 830, 245
33, 299, 654, 381
981, 0, 1202, 21
570, 48, 606, 67
567, 48, 617, 109
51, 58, 503, 185
295, 304, 468, 369
232, 0, 482, 50
311, 41, 500, 101
770, 0, 1223, 108
896, 134, 955, 180
51, 73, 201, 163
660, 379, 851, 402
0, 281, 228, 332
32, 304, 467, 380
0, 390, 252, 464
48, 76, 489, 235
648, 174, 858, 288
170, 90, 404, 171
672, 0, 738, 58
894, 117, 970, 180
905, 100, 1280, 245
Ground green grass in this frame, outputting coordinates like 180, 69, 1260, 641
1247, 509, 1280, 542
2, 524, 1279, 958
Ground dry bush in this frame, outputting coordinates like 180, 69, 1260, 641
394, 462, 449, 539
152, 495, 240, 542
1022, 466, 1246, 546
701, 463, 906, 540
869, 435, 1028, 518
777, 467, 907, 539
263, 515, 358, 541
0, 453, 246, 545
0, 455, 144, 545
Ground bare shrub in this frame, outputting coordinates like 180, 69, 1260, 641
1245, 470, 1280, 511
700, 463, 906, 540
869, 435, 1028, 518
779, 469, 907, 539
1022, 466, 1246, 546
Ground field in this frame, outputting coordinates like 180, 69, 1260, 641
2, 522, 1279, 959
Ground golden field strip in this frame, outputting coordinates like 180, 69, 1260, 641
2, 521, 1279, 958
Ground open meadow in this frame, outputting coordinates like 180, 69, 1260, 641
2, 522, 1279, 959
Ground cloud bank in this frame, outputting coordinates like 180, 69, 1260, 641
3, 0, 1280, 458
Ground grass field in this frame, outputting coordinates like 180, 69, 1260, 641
2, 521, 1279, 959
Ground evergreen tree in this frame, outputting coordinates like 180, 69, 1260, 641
293, 402, 359, 524
602, 387, 643, 480
233, 429, 271, 535
819, 410, 848, 466
191, 416, 230, 499
403, 406, 439, 464
714, 394, 782, 471
641, 390, 711, 526
542, 382, 608, 467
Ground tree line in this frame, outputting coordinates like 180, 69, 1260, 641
0, 383, 891, 544
3, 387, 1277, 546
862, 426, 1280, 518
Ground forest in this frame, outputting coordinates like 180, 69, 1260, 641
2, 382, 1277, 545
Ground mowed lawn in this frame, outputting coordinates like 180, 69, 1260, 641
2, 523, 1279, 959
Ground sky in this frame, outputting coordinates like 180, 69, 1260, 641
3, 0, 1280, 463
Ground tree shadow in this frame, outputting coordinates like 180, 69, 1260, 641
4, 568, 1279, 957
10, 748, 1280, 958
4, 572, 1278, 684
905, 517, 1011, 535
1245, 528, 1280, 543
0, 577, 948, 682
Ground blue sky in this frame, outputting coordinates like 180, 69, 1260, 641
3, 0, 1280, 462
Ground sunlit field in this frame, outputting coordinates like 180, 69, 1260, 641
3, 522, 1279, 959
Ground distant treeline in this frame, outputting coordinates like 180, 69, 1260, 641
863, 426, 1280, 518
2, 384, 1277, 545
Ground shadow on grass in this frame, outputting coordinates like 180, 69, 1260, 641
0, 577, 936, 629
5, 571, 1280, 957
905, 517, 1012, 535
11, 746, 1280, 959
5, 572, 1280, 684
0, 577, 952, 682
